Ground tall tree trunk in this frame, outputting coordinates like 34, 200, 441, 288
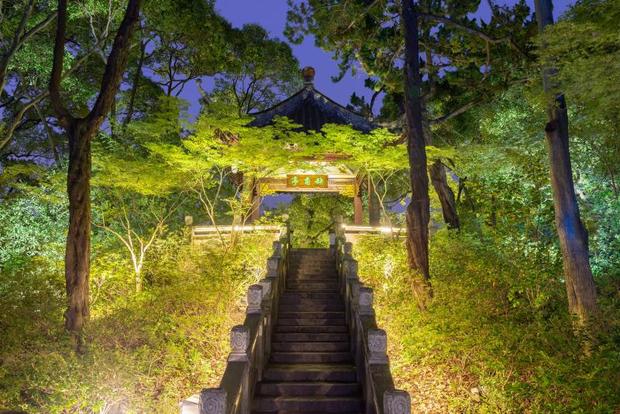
49, 0, 142, 338
535, 0, 598, 322
429, 160, 459, 229
64, 120, 91, 334
402, 0, 431, 296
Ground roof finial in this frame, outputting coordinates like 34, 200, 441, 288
302, 66, 315, 87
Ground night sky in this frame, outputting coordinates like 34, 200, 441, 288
179, 0, 576, 115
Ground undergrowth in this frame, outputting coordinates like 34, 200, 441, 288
353, 230, 620, 414
0, 234, 272, 413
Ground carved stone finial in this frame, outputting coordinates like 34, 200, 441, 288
383, 390, 411, 414
344, 259, 358, 280
259, 278, 272, 298
358, 287, 374, 315
247, 284, 263, 314
302, 66, 316, 85
272, 241, 282, 258
344, 242, 353, 255
199, 388, 226, 414
229, 325, 249, 361
368, 329, 388, 365
266, 257, 279, 278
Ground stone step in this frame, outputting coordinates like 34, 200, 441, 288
262, 364, 357, 383
278, 311, 345, 319
272, 342, 350, 352
279, 303, 345, 312
289, 272, 336, 276
275, 325, 348, 333
280, 298, 343, 306
256, 381, 361, 397
287, 282, 339, 290
253, 396, 363, 413
272, 333, 350, 343
270, 352, 353, 364
252, 411, 362, 414
281, 292, 341, 300
277, 318, 346, 327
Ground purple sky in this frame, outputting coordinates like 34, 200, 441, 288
179, 0, 575, 116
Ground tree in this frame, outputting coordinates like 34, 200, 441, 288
49, 0, 142, 338
210, 24, 301, 116
534, 0, 598, 323
402, 0, 432, 301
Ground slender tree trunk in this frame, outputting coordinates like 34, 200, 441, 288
535, 0, 598, 322
123, 40, 146, 129
64, 120, 92, 334
429, 160, 459, 229
402, 0, 431, 297
368, 175, 381, 226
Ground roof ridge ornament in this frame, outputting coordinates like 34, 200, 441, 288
302, 66, 315, 87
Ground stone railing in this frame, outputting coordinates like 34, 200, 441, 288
330, 230, 412, 414
180, 227, 290, 414
191, 225, 282, 244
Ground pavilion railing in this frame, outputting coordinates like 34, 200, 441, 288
330, 227, 412, 414
180, 226, 290, 414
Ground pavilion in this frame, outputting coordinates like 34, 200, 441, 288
246, 66, 381, 225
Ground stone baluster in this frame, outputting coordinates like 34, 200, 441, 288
246, 284, 263, 314
266, 256, 279, 279
229, 325, 249, 362
383, 390, 411, 414
367, 329, 388, 365
199, 388, 226, 414
272, 241, 282, 258
358, 287, 374, 316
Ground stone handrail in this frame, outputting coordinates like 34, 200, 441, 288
331, 230, 412, 414
180, 226, 290, 414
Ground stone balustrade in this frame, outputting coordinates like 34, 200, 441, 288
330, 232, 412, 414
180, 228, 290, 414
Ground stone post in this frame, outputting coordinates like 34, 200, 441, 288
199, 388, 226, 414
266, 256, 279, 279
343, 258, 358, 280
272, 241, 282, 258
383, 390, 411, 414
368, 329, 388, 365
229, 325, 249, 362
358, 287, 374, 316
247, 284, 263, 314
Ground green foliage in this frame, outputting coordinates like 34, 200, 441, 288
0, 233, 273, 413
0, 170, 67, 271
286, 194, 352, 247
353, 231, 620, 413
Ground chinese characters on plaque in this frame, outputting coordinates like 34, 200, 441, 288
286, 174, 329, 189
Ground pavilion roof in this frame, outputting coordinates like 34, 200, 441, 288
248, 67, 376, 133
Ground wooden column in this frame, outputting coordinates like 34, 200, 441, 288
368, 176, 381, 226
250, 194, 262, 222
354, 194, 364, 225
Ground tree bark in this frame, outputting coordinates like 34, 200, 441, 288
64, 120, 91, 333
49, 0, 142, 336
429, 159, 459, 229
402, 0, 431, 287
535, 0, 598, 322
368, 175, 381, 226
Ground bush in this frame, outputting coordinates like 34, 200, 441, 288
0, 233, 273, 413
353, 230, 620, 413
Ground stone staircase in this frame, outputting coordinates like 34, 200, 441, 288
181, 231, 410, 414
252, 248, 364, 414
